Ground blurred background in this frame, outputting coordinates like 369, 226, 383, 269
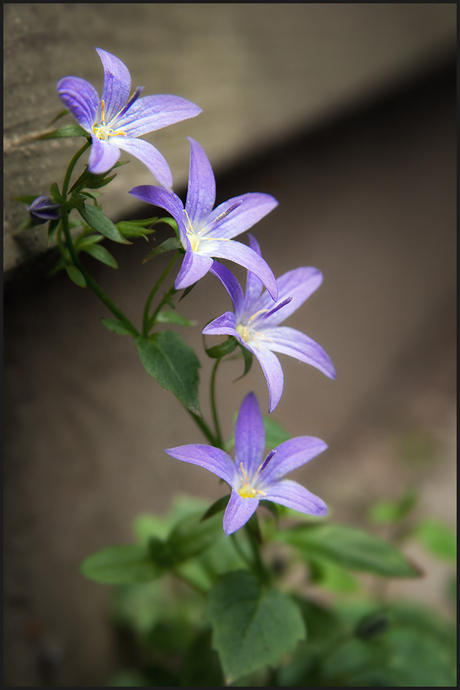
4, 4, 456, 686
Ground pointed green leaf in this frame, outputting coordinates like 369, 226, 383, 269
14, 194, 40, 204
167, 511, 223, 564
83, 243, 118, 268
80, 545, 161, 584
47, 108, 69, 125
47, 218, 60, 244
79, 204, 130, 244
277, 523, 420, 577
135, 332, 200, 414
37, 124, 89, 139
100, 318, 137, 336
413, 518, 456, 562
201, 495, 231, 521
49, 181, 63, 203
142, 237, 182, 263
205, 337, 238, 359
207, 570, 305, 683
65, 264, 86, 287
154, 310, 195, 327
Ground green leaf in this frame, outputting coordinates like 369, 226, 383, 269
135, 332, 201, 414
277, 523, 420, 577
207, 570, 305, 683
233, 343, 253, 381
49, 181, 63, 203
368, 487, 419, 524
80, 545, 161, 584
308, 557, 360, 593
14, 194, 40, 204
47, 218, 60, 244
37, 123, 89, 139
205, 337, 238, 359
263, 415, 291, 448
167, 511, 223, 565
100, 317, 137, 336
154, 310, 195, 327
142, 237, 182, 263
180, 628, 225, 687
65, 264, 86, 287
413, 518, 456, 562
201, 495, 231, 521
79, 204, 130, 244
82, 243, 118, 268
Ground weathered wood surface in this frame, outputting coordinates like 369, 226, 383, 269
4, 3, 455, 278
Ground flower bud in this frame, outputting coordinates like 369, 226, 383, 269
27, 196, 61, 225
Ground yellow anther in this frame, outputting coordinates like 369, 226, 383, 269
237, 462, 266, 499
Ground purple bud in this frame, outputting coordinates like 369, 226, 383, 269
27, 196, 61, 225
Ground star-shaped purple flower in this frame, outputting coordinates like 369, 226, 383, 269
203, 235, 335, 412
57, 48, 202, 188
129, 137, 279, 299
165, 392, 328, 535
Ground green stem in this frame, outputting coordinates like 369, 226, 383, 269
230, 533, 254, 570
61, 140, 91, 198
142, 252, 180, 336
188, 410, 218, 446
210, 358, 224, 449
245, 518, 270, 584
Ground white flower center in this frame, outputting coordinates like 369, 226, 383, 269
237, 463, 266, 499
92, 100, 126, 140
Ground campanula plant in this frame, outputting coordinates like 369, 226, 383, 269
17, 48, 456, 687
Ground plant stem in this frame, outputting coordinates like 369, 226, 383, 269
142, 252, 180, 336
230, 533, 254, 570
210, 358, 224, 449
61, 140, 91, 198
245, 518, 270, 584
172, 568, 206, 596
188, 410, 219, 446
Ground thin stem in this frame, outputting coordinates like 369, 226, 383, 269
142, 252, 180, 336
210, 358, 224, 449
188, 410, 218, 446
62, 140, 91, 198
245, 518, 270, 584
230, 533, 254, 570
61, 212, 139, 335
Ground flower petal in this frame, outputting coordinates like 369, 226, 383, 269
96, 48, 131, 123
263, 479, 328, 516
249, 346, 284, 413
164, 444, 236, 486
202, 311, 239, 338
115, 137, 173, 188
116, 96, 202, 137
235, 392, 266, 477
56, 76, 99, 132
243, 233, 265, 308
261, 437, 328, 484
129, 185, 185, 239
262, 326, 336, 380
256, 267, 324, 327
88, 137, 121, 174
184, 138, 216, 224
205, 240, 278, 301
223, 490, 259, 535
175, 250, 213, 290
209, 261, 245, 318
207, 193, 278, 240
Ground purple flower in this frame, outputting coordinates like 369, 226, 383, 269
203, 235, 335, 412
57, 48, 202, 188
129, 137, 279, 299
165, 392, 327, 535
27, 196, 61, 225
